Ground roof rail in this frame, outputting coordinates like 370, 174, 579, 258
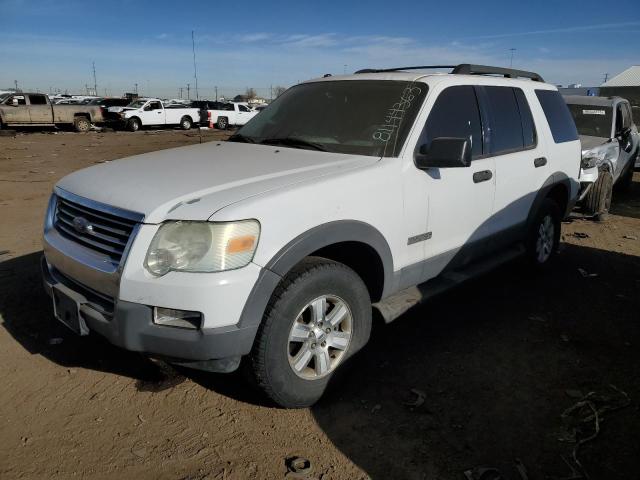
354, 63, 544, 82
355, 65, 456, 74
452, 64, 544, 82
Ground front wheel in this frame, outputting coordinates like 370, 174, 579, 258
127, 117, 141, 132
583, 170, 613, 221
247, 257, 372, 408
526, 198, 561, 267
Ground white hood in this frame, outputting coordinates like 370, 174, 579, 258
56, 141, 377, 223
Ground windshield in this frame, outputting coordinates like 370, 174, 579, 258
87, 98, 104, 105
0, 93, 11, 103
234, 80, 427, 157
567, 104, 613, 138
127, 100, 147, 108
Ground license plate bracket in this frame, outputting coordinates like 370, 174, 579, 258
52, 286, 89, 336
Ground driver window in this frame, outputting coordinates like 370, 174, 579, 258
417, 85, 483, 158
239, 104, 250, 112
12, 96, 26, 105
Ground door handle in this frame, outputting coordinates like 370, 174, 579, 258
473, 170, 493, 183
534, 157, 547, 167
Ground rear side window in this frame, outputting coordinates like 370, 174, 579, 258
535, 90, 578, 143
28, 94, 48, 105
419, 85, 483, 158
484, 86, 525, 154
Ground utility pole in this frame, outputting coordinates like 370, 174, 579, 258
85, 84, 89, 95
191, 30, 199, 100
187, 83, 190, 100
509, 48, 516, 68
270, 85, 273, 102
134, 83, 138, 95
14, 80, 18, 91
92, 61, 98, 96
179, 87, 183, 99
603, 73, 609, 84
215, 86, 218, 101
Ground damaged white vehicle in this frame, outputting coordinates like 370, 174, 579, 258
565, 96, 639, 220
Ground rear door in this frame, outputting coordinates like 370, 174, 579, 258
480, 86, 545, 244
27, 94, 53, 123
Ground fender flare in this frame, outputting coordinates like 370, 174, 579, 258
237, 220, 394, 330
526, 172, 574, 229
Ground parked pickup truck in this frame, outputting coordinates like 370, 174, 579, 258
42, 64, 580, 407
0, 92, 104, 132
207, 101, 258, 129
116, 98, 200, 132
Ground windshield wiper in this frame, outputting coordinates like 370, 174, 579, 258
260, 137, 327, 152
228, 133, 257, 143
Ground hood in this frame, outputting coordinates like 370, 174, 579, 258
579, 135, 610, 153
56, 141, 377, 223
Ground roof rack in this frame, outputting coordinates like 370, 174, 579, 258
354, 63, 544, 82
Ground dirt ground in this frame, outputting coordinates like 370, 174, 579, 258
1, 129, 639, 480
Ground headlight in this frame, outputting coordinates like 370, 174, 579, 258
144, 220, 260, 276
581, 143, 618, 169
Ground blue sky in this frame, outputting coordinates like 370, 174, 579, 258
1, 0, 638, 98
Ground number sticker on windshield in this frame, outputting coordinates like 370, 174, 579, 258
373, 85, 423, 143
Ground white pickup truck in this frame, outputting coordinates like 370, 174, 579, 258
116, 98, 200, 132
207, 102, 259, 129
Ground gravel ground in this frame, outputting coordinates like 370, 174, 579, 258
0, 129, 639, 480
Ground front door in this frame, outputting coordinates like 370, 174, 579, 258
139, 101, 164, 125
411, 85, 496, 279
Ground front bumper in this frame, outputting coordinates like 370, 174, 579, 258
42, 256, 259, 364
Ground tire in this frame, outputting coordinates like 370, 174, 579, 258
526, 198, 562, 267
584, 170, 613, 221
180, 116, 192, 130
73, 116, 91, 133
247, 257, 372, 408
216, 116, 228, 130
127, 117, 141, 132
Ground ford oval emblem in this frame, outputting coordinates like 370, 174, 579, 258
72, 216, 93, 234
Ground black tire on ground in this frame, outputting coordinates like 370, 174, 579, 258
246, 257, 372, 408
525, 198, 562, 267
584, 170, 613, 221
180, 116, 192, 130
216, 117, 228, 129
73, 116, 91, 133
127, 117, 141, 132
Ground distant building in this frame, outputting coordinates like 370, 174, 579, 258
558, 87, 599, 97
600, 65, 640, 123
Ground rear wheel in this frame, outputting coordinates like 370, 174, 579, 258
247, 257, 372, 408
127, 117, 141, 132
584, 170, 613, 221
73, 116, 91, 133
526, 198, 561, 267
216, 116, 228, 130
180, 116, 192, 130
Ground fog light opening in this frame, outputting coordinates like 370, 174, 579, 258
153, 307, 202, 329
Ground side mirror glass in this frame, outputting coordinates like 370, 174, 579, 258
415, 137, 472, 169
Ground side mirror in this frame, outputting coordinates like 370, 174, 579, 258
415, 137, 472, 169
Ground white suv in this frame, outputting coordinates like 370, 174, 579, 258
42, 64, 581, 407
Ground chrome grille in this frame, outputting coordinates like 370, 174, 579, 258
54, 196, 139, 264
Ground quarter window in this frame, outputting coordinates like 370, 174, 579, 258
419, 85, 483, 158
535, 90, 579, 143
514, 89, 536, 148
